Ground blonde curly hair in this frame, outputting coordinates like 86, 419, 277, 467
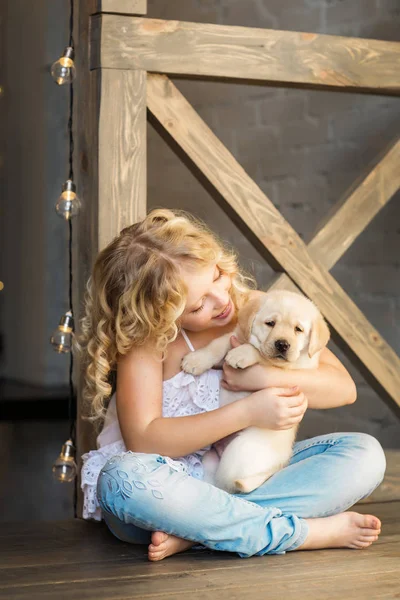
79, 208, 256, 424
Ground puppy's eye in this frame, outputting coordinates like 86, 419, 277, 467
295, 326, 303, 333
265, 321, 275, 327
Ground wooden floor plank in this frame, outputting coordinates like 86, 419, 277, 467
0, 520, 145, 568
3, 560, 400, 600
2, 546, 400, 591
0, 502, 399, 599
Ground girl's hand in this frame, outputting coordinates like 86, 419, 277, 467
246, 386, 308, 430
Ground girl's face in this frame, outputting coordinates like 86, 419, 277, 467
179, 263, 235, 332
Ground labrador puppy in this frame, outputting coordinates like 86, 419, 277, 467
182, 290, 330, 494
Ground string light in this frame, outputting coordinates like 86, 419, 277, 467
50, 0, 78, 514
56, 179, 81, 219
52, 439, 78, 482
51, 46, 76, 85
50, 311, 74, 353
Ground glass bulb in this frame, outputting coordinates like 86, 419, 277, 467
50, 311, 74, 353
52, 440, 77, 483
51, 47, 76, 85
56, 180, 81, 219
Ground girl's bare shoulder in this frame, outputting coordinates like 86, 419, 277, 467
118, 341, 163, 380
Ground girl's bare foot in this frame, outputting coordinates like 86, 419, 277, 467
298, 512, 381, 551
148, 531, 195, 561
148, 512, 381, 560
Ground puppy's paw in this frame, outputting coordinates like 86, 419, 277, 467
225, 346, 255, 370
181, 350, 215, 376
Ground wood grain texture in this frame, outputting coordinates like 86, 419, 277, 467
0, 502, 399, 599
263, 141, 400, 405
98, 68, 147, 249
308, 139, 400, 269
91, 15, 400, 95
146, 74, 400, 414
96, 0, 147, 14
74, 2, 147, 517
269, 138, 400, 286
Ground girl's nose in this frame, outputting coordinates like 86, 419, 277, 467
211, 286, 229, 307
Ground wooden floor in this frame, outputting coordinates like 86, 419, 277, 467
1, 500, 399, 600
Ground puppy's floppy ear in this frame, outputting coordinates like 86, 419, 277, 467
237, 291, 265, 343
308, 313, 330, 358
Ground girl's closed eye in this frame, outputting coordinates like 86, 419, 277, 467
192, 303, 205, 314
191, 268, 224, 314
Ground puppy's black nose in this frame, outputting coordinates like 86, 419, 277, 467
275, 339, 290, 353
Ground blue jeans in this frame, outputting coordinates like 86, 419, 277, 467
97, 432, 386, 557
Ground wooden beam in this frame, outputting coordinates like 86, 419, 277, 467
91, 15, 400, 95
308, 140, 400, 270
98, 69, 147, 249
146, 73, 400, 414
270, 138, 400, 292
74, 1, 147, 517
96, 0, 147, 14
266, 141, 400, 409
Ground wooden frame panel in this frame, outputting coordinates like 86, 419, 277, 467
91, 15, 400, 94
74, 1, 147, 516
98, 69, 147, 249
147, 73, 400, 414
96, 0, 147, 13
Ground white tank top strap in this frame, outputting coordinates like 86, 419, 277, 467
181, 329, 195, 352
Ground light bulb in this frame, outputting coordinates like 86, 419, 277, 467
55, 180, 81, 219
50, 311, 74, 353
51, 47, 76, 85
52, 439, 77, 483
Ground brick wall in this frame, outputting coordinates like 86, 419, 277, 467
147, 0, 400, 447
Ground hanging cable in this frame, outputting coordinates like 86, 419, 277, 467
50, 0, 78, 519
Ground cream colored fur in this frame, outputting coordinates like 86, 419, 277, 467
182, 290, 330, 494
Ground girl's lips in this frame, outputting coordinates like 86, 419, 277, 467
214, 300, 232, 320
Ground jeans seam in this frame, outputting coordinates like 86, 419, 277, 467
292, 438, 340, 457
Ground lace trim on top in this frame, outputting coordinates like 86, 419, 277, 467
162, 369, 221, 416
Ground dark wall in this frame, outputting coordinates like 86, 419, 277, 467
0, 0, 70, 387
0, 0, 73, 522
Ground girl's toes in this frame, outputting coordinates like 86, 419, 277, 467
355, 540, 373, 548
359, 527, 381, 537
149, 543, 166, 553
364, 515, 381, 530
151, 531, 168, 546
360, 535, 379, 542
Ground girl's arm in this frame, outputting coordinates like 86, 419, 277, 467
222, 343, 357, 410
116, 343, 249, 458
116, 343, 306, 458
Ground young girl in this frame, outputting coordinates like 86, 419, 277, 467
80, 208, 385, 562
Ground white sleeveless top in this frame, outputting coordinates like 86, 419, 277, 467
81, 330, 222, 520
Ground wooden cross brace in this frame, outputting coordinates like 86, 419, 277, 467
145, 74, 400, 416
